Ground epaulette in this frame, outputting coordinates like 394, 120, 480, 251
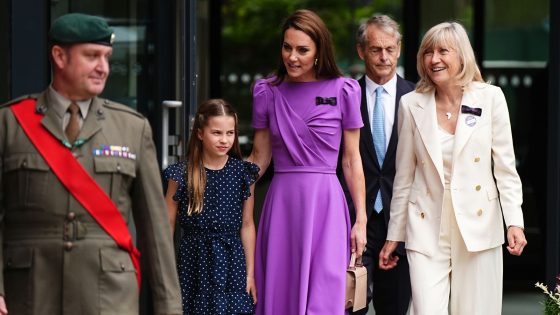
100, 98, 145, 119
0, 94, 39, 108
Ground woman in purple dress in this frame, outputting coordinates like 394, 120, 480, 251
248, 9, 367, 315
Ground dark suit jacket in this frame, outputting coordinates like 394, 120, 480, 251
339, 75, 414, 255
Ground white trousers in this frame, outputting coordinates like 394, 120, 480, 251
407, 187, 503, 315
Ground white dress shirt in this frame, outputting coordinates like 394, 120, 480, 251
365, 75, 397, 151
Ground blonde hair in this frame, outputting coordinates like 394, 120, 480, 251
185, 99, 241, 215
416, 21, 483, 93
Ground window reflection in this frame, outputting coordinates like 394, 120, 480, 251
482, 0, 550, 288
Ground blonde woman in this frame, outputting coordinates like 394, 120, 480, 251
379, 22, 527, 314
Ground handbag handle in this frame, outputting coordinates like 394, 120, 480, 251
348, 252, 364, 270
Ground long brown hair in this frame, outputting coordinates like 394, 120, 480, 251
272, 9, 342, 85
185, 99, 241, 215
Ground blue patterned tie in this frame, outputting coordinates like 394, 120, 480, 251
372, 86, 386, 213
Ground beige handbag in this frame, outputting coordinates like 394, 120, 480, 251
345, 252, 367, 311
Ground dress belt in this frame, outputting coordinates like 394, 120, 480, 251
274, 166, 335, 174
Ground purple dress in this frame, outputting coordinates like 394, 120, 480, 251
252, 77, 362, 315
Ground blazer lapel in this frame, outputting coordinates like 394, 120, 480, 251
410, 92, 445, 185
38, 92, 67, 143
452, 88, 481, 160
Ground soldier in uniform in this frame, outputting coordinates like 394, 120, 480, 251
0, 13, 182, 315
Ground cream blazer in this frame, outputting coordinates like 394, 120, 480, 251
387, 82, 524, 256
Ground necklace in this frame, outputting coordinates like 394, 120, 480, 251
436, 92, 462, 121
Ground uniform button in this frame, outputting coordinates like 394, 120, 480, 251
36, 105, 47, 114
477, 209, 483, 216
67, 212, 76, 221
64, 242, 74, 251
474, 157, 480, 162
6, 259, 12, 267
97, 108, 104, 115
475, 185, 481, 191
22, 160, 27, 168
120, 263, 126, 271
420, 212, 425, 219
116, 164, 121, 172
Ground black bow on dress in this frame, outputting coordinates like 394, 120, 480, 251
315, 96, 337, 106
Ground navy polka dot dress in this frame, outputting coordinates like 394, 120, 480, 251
163, 157, 259, 315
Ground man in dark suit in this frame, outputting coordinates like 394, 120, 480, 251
339, 14, 414, 315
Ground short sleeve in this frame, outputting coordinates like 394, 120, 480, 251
340, 78, 364, 129
241, 161, 260, 200
162, 161, 186, 202
252, 79, 273, 129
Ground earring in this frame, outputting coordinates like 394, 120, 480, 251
314, 58, 318, 66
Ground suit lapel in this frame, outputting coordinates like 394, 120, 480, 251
384, 76, 406, 164
410, 92, 445, 185
452, 88, 481, 160
38, 92, 67, 143
359, 77, 380, 168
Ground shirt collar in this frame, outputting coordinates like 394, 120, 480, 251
365, 74, 398, 97
48, 85, 91, 118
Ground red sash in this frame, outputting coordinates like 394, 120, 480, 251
11, 99, 141, 288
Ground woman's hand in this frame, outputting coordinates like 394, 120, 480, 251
379, 240, 400, 270
246, 276, 257, 304
342, 128, 368, 258
506, 226, 527, 256
351, 219, 367, 258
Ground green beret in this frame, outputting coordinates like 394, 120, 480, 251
49, 13, 115, 46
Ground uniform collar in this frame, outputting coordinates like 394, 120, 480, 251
48, 85, 91, 118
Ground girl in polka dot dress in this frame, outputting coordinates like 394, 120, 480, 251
164, 99, 259, 315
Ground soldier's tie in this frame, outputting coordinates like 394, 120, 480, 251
65, 102, 80, 145
372, 86, 386, 213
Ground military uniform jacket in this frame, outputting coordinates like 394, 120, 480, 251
0, 90, 182, 315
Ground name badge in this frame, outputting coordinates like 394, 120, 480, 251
465, 115, 477, 127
